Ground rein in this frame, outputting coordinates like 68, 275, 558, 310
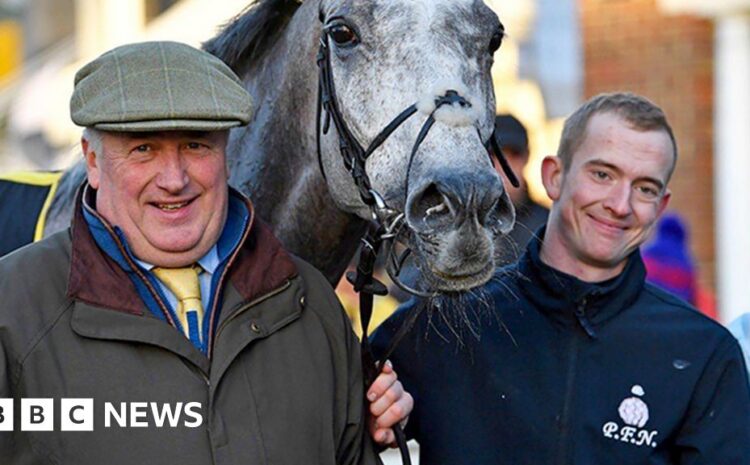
315, 18, 519, 464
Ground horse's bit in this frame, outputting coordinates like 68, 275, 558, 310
315, 16, 519, 465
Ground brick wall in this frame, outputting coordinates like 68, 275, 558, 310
581, 0, 716, 293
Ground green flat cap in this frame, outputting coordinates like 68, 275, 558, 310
70, 41, 253, 132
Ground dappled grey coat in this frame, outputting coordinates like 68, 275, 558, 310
0, 192, 379, 465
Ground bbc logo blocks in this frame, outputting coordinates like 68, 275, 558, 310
0, 399, 94, 432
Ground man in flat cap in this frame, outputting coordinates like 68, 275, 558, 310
0, 41, 408, 464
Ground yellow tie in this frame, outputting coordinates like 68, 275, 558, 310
152, 266, 204, 342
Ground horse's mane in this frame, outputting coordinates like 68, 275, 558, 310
203, 0, 303, 75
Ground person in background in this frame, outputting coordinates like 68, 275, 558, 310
641, 213, 718, 318
493, 114, 548, 264
641, 213, 697, 304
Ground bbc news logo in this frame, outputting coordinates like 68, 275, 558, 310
0, 399, 204, 431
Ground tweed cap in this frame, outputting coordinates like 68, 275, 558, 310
70, 41, 252, 131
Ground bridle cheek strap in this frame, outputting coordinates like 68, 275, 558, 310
488, 128, 520, 187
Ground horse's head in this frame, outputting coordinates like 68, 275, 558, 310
317, 0, 515, 292
203, 0, 515, 291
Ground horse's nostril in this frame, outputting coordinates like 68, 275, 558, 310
407, 183, 455, 231
485, 190, 515, 234
407, 173, 513, 233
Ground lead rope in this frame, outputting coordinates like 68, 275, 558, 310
315, 19, 520, 464
348, 217, 414, 464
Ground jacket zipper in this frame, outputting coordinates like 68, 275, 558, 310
213, 279, 293, 342
556, 298, 588, 465
202, 279, 291, 464
574, 298, 597, 338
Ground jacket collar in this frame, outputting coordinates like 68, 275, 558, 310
516, 227, 646, 329
67, 183, 298, 317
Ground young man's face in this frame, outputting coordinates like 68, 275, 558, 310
542, 111, 673, 278
84, 130, 230, 267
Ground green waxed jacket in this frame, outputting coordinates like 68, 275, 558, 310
0, 193, 380, 465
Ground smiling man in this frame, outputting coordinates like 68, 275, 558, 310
374, 92, 750, 464
0, 41, 409, 464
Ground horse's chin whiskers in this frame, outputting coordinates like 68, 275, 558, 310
416, 279, 502, 346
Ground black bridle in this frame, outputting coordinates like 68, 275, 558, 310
316, 28, 519, 202
316, 19, 519, 464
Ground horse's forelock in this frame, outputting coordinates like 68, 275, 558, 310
203, 0, 302, 75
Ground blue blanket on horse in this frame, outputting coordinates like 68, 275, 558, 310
0, 172, 63, 257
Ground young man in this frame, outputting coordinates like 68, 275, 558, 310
0, 41, 408, 464
374, 92, 750, 464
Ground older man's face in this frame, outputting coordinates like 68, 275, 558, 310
84, 130, 229, 267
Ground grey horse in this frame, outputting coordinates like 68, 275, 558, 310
41, 0, 514, 293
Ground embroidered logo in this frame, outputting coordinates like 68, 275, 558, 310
602, 385, 658, 448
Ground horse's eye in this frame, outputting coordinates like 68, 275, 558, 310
328, 24, 359, 47
489, 28, 504, 54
